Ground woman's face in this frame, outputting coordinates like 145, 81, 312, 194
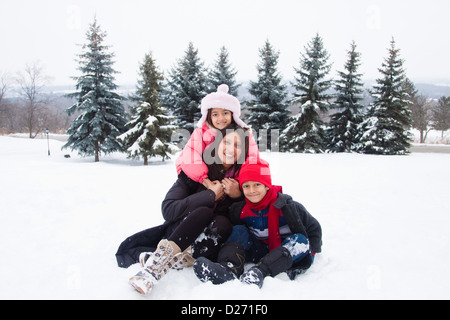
217, 131, 243, 167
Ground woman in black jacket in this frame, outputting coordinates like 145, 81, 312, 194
121, 125, 250, 295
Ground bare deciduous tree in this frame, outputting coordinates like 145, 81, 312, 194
0, 72, 7, 103
410, 94, 434, 143
0, 71, 12, 134
15, 61, 51, 138
432, 96, 450, 138
0, 71, 8, 128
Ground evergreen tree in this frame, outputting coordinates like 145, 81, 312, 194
281, 33, 333, 153
63, 18, 126, 162
119, 52, 177, 165
246, 40, 289, 150
207, 46, 240, 96
327, 41, 365, 152
358, 38, 412, 155
163, 42, 208, 133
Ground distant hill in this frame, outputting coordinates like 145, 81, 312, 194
39, 80, 450, 101
236, 80, 450, 101
414, 83, 450, 99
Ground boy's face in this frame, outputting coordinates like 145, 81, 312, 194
210, 108, 232, 130
241, 181, 270, 203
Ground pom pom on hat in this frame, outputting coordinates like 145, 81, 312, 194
198, 84, 247, 128
239, 159, 272, 188
217, 84, 229, 93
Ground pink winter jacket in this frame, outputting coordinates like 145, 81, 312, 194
176, 123, 260, 183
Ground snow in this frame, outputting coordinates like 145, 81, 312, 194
1, 135, 450, 300
282, 237, 309, 258
411, 129, 450, 145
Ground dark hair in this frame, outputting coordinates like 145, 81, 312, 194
203, 123, 250, 181
206, 108, 236, 128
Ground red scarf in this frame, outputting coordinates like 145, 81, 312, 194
242, 185, 283, 251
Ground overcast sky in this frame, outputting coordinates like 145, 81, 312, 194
1, 0, 449, 87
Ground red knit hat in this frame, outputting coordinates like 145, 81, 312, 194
238, 159, 272, 188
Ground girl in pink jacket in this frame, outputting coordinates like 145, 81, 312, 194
176, 84, 259, 184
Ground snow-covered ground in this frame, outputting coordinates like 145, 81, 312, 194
1, 135, 449, 300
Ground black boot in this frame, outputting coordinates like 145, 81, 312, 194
193, 242, 245, 285
240, 246, 293, 288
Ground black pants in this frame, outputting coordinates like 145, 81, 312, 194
168, 207, 233, 261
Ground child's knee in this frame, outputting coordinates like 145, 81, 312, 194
226, 225, 252, 250
282, 233, 310, 263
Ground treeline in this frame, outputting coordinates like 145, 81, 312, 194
0, 64, 75, 137
1, 18, 449, 162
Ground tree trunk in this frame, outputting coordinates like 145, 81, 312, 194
95, 140, 99, 162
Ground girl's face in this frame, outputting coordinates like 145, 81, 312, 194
241, 181, 270, 203
217, 131, 242, 167
210, 108, 232, 130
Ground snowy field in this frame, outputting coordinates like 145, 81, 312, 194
1, 135, 449, 300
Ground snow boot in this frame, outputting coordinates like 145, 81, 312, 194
138, 251, 152, 267
129, 239, 181, 296
171, 246, 195, 270
240, 246, 293, 288
139, 245, 195, 270
193, 242, 245, 284
194, 257, 238, 284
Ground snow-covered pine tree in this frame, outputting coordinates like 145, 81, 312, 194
119, 52, 177, 165
358, 38, 412, 155
163, 42, 208, 133
63, 18, 126, 162
281, 33, 332, 153
207, 46, 240, 96
246, 40, 289, 150
327, 41, 365, 152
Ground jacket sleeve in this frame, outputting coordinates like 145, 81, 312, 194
281, 197, 323, 254
161, 172, 216, 223
175, 127, 209, 183
295, 202, 322, 253
228, 200, 246, 225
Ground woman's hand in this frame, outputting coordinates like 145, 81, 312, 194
202, 178, 213, 189
206, 179, 225, 202
221, 178, 242, 199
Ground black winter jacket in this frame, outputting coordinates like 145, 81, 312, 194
161, 171, 243, 223
161, 171, 216, 223
116, 171, 243, 268
229, 193, 322, 254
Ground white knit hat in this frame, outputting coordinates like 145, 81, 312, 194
198, 84, 247, 128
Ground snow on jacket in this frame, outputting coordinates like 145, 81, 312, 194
176, 123, 260, 183
229, 193, 323, 254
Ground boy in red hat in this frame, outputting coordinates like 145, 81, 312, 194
193, 159, 322, 288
